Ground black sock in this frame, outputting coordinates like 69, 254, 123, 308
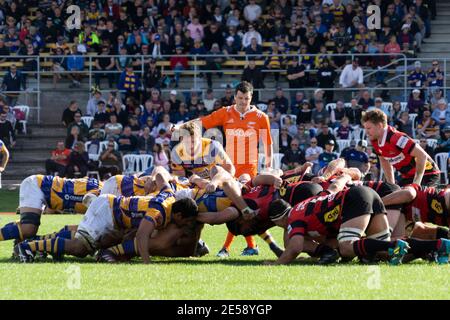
436, 227, 449, 239
405, 239, 440, 256
353, 239, 396, 257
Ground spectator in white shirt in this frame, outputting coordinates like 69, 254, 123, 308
339, 58, 364, 100
305, 137, 323, 174
244, 0, 262, 22
242, 24, 262, 48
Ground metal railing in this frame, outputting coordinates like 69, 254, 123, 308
5, 52, 450, 123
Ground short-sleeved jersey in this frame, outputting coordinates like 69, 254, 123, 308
370, 126, 439, 179
201, 105, 272, 178
171, 138, 228, 179
192, 187, 232, 212
109, 188, 175, 230
243, 184, 280, 220
287, 189, 348, 239
36, 175, 102, 213
402, 184, 449, 227
115, 175, 147, 196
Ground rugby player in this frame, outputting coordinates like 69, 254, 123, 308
172, 81, 273, 257
267, 174, 450, 265
0, 175, 101, 243
15, 173, 199, 263
362, 109, 439, 187
0, 138, 9, 173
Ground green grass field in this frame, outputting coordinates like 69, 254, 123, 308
0, 210, 448, 300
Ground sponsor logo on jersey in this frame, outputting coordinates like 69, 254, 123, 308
431, 199, 443, 214
324, 205, 340, 223
226, 128, 256, 137
64, 194, 84, 202
384, 153, 405, 165
396, 136, 409, 149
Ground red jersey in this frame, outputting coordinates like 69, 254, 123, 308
371, 126, 438, 179
243, 184, 279, 220
287, 189, 348, 239
403, 184, 449, 227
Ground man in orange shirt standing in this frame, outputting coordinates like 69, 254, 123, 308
172, 81, 282, 257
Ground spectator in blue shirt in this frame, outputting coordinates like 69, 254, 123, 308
67, 46, 85, 88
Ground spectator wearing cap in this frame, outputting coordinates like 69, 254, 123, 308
205, 43, 224, 89
407, 88, 425, 114
339, 58, 364, 100
319, 140, 338, 169
317, 59, 337, 103
431, 98, 450, 129
168, 90, 181, 112
149, 34, 169, 59
434, 126, 450, 154
93, 100, 109, 128
316, 124, 337, 150
341, 140, 370, 175
311, 101, 329, 127
222, 36, 238, 56
118, 64, 141, 100
370, 97, 391, 119
170, 46, 189, 88
293, 123, 311, 151
408, 61, 427, 93
281, 139, 306, 171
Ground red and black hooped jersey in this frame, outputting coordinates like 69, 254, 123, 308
243, 184, 280, 220
287, 189, 348, 239
371, 126, 439, 179
402, 184, 449, 227
281, 168, 309, 184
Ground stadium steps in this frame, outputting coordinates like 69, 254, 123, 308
419, 0, 450, 59
2, 124, 66, 182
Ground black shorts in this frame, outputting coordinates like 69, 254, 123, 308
398, 173, 439, 187
342, 186, 386, 223
226, 217, 275, 237
281, 182, 323, 206
363, 181, 402, 210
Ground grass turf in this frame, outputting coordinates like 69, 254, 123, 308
0, 214, 448, 299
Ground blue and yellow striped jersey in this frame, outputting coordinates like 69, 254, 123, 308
108, 188, 176, 230
115, 175, 147, 196
0, 139, 4, 150
192, 187, 232, 213
171, 138, 227, 179
36, 175, 102, 213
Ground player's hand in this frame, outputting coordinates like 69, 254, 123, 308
273, 176, 283, 189
241, 207, 258, 220
0, 167, 4, 173
311, 176, 325, 184
205, 182, 217, 193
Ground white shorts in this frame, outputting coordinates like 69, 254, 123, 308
19, 176, 46, 210
76, 195, 115, 252
100, 176, 120, 196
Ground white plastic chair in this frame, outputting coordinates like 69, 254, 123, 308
381, 102, 393, 115
257, 103, 268, 112
280, 114, 297, 127
272, 153, 284, 170
100, 140, 119, 153
13, 105, 29, 134
400, 102, 408, 111
81, 116, 94, 128
85, 141, 101, 161
325, 103, 336, 113
434, 152, 449, 185
426, 139, 438, 149
336, 139, 350, 152
409, 113, 418, 138
122, 154, 154, 174
258, 153, 266, 173
344, 102, 352, 108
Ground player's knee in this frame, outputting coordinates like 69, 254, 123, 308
19, 212, 41, 237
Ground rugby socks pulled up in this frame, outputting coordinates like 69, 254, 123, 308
353, 239, 396, 257
405, 238, 442, 256
22, 237, 66, 256
109, 239, 138, 257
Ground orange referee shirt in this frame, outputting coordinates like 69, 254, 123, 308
201, 105, 272, 178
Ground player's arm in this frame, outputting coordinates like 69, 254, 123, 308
136, 218, 156, 264
205, 165, 233, 193
189, 174, 210, 189
261, 114, 273, 168
221, 178, 257, 219
0, 145, 9, 172
197, 207, 240, 225
211, 140, 235, 177
251, 174, 282, 188
266, 235, 304, 265
154, 172, 172, 191
379, 156, 395, 184
327, 173, 352, 194
382, 185, 417, 207
410, 145, 428, 185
